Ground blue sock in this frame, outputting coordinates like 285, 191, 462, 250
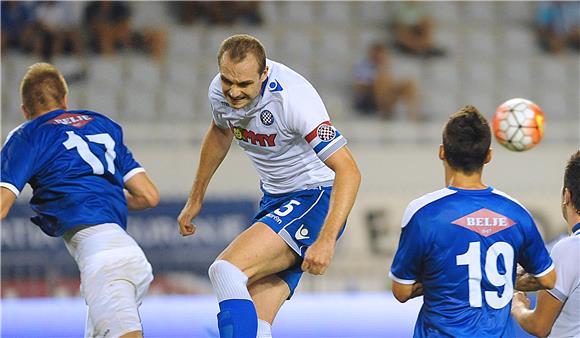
217, 299, 258, 338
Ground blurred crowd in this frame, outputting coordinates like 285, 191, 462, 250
1, 1, 263, 61
351, 1, 579, 121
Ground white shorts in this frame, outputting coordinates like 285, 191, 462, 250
64, 223, 153, 338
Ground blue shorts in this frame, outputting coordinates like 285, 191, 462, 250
254, 186, 346, 298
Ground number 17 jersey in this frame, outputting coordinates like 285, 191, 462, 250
1, 109, 143, 237
389, 186, 554, 338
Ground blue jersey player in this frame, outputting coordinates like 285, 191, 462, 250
177, 34, 361, 338
389, 105, 556, 337
0, 63, 159, 338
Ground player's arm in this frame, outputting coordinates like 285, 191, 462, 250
177, 120, 233, 236
516, 266, 557, 291
510, 290, 563, 338
0, 187, 17, 219
301, 146, 361, 275
124, 172, 160, 211
392, 281, 423, 303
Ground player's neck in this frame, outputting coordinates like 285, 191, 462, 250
566, 212, 580, 235
30, 105, 67, 120
446, 170, 487, 190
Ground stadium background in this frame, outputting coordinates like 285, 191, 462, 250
1, 1, 578, 337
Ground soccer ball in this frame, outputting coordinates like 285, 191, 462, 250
492, 98, 545, 152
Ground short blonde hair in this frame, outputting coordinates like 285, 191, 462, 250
20, 62, 68, 117
217, 34, 267, 74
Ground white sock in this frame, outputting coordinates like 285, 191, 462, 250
208, 260, 251, 302
257, 319, 272, 338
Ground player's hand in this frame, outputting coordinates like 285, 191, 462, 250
511, 291, 531, 313
177, 201, 201, 236
301, 237, 336, 275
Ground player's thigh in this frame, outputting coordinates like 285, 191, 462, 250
81, 250, 152, 337
217, 222, 300, 282
120, 331, 143, 338
248, 274, 290, 324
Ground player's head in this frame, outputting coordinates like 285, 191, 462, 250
562, 151, 580, 223
20, 62, 68, 120
217, 34, 268, 109
440, 105, 492, 175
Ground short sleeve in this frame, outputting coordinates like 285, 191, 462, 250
114, 126, 144, 183
547, 239, 579, 302
518, 215, 554, 277
286, 84, 347, 162
1, 130, 37, 196
389, 210, 425, 284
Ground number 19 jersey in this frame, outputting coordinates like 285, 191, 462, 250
389, 186, 554, 338
1, 109, 143, 237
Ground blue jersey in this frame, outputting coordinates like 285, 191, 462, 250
390, 187, 554, 338
1, 109, 143, 237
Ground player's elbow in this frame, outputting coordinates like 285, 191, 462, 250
391, 283, 412, 303
393, 290, 411, 303
144, 188, 160, 208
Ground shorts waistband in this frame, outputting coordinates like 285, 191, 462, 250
63, 223, 140, 263
260, 181, 333, 197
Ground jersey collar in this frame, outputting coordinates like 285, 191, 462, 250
447, 186, 493, 194
572, 222, 580, 236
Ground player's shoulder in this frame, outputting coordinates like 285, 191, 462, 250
265, 59, 316, 99
489, 188, 533, 217
401, 188, 457, 228
3, 121, 30, 145
552, 235, 580, 258
208, 73, 228, 108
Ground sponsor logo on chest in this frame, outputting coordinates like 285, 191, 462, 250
231, 126, 277, 147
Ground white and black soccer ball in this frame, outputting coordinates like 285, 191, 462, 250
492, 98, 545, 152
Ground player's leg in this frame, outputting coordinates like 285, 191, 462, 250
67, 224, 153, 338
248, 274, 291, 338
208, 222, 299, 338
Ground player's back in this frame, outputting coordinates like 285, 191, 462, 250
1, 109, 142, 237
391, 187, 554, 337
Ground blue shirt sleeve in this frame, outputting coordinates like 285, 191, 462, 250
1, 129, 38, 195
518, 214, 554, 277
113, 126, 142, 182
390, 214, 425, 284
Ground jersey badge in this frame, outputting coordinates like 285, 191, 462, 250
260, 110, 274, 126
47, 113, 93, 128
452, 208, 516, 237
268, 80, 283, 92
317, 123, 336, 142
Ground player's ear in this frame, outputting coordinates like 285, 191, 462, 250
438, 144, 445, 160
484, 148, 493, 164
63, 93, 69, 110
21, 104, 32, 121
260, 66, 269, 81
563, 188, 571, 206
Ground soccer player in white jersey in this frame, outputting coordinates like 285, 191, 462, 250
177, 34, 361, 337
0, 63, 159, 338
511, 151, 580, 338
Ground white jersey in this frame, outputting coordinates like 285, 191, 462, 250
547, 224, 580, 338
209, 59, 347, 194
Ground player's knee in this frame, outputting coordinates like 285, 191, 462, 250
208, 260, 248, 285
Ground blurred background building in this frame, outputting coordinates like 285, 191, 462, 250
1, 0, 578, 321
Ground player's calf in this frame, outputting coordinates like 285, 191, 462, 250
208, 260, 258, 338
